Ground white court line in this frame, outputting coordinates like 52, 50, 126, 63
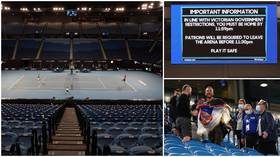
138, 80, 147, 86
97, 77, 106, 89
125, 81, 137, 92
118, 76, 137, 92
8, 75, 25, 90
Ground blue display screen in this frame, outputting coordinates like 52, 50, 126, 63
171, 4, 278, 64
67, 9, 77, 17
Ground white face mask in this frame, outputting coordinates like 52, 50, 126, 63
238, 104, 244, 109
245, 110, 252, 115
256, 105, 261, 113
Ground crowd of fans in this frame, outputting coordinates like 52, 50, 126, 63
165, 84, 278, 155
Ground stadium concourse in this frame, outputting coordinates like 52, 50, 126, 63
1, 2, 163, 156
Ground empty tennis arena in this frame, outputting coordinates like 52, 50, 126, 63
1, 2, 163, 156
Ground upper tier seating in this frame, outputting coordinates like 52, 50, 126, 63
41, 39, 70, 60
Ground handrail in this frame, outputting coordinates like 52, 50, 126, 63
75, 105, 94, 155
42, 118, 48, 155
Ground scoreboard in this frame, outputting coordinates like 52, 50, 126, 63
171, 4, 278, 64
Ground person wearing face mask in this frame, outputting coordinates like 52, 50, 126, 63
255, 100, 278, 155
234, 99, 246, 148
176, 84, 192, 142
241, 104, 258, 148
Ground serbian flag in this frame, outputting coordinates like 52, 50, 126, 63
196, 98, 231, 137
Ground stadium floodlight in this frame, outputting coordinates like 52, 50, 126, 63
20, 7, 29, 12
33, 8, 41, 12
260, 83, 268, 87
4, 6, 10, 11
104, 8, 111, 12
110, 61, 114, 64
115, 7, 125, 12
141, 4, 148, 10
53, 7, 64, 12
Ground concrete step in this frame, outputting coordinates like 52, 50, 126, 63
55, 133, 81, 137
57, 128, 80, 132
52, 136, 84, 141
48, 144, 86, 151
56, 130, 81, 134
52, 140, 83, 145
48, 150, 85, 155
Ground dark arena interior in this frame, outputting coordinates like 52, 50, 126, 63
1, 2, 163, 156
164, 80, 280, 156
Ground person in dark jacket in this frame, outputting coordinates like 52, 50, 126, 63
176, 84, 192, 142
169, 89, 180, 124
241, 104, 258, 148
256, 100, 278, 155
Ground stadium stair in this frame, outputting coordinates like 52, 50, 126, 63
48, 107, 86, 155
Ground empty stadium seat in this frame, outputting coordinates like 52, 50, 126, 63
90, 122, 100, 127
11, 126, 27, 135
41, 39, 70, 60
73, 39, 103, 60
16, 39, 41, 59
114, 133, 138, 149
91, 127, 106, 134
102, 39, 128, 60
96, 133, 114, 148
139, 133, 161, 148
129, 122, 143, 128
164, 134, 265, 156
100, 122, 115, 129
81, 22, 100, 36
124, 127, 142, 136
17, 133, 33, 155
2, 39, 16, 60
128, 145, 156, 155
109, 145, 129, 155
120, 23, 139, 37
141, 127, 159, 135
2, 125, 11, 133
106, 127, 123, 137
2, 132, 18, 152
21, 121, 35, 127
114, 122, 129, 128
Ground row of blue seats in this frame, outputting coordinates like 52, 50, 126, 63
2, 103, 63, 155
96, 133, 161, 149
77, 104, 162, 155
2, 39, 162, 63
90, 121, 161, 128
90, 126, 162, 136
2, 132, 34, 155
164, 134, 263, 156
2, 22, 161, 36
